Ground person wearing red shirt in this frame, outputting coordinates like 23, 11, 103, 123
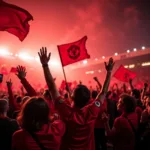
102, 94, 138, 150
0, 99, 19, 150
38, 47, 115, 150
12, 97, 65, 150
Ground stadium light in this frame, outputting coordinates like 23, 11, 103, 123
0, 48, 9, 56
114, 52, 118, 56
133, 48, 137, 52
102, 56, 105, 59
129, 64, 135, 68
127, 50, 130, 53
142, 62, 150, 66
18, 53, 34, 60
142, 46, 145, 50
83, 60, 87, 64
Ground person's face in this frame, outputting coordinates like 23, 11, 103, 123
117, 98, 124, 112
148, 106, 150, 115
145, 97, 150, 108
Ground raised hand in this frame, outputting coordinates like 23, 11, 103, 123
144, 83, 148, 88
6, 79, 12, 87
93, 77, 98, 82
104, 57, 115, 72
38, 47, 51, 65
129, 78, 132, 84
16, 66, 26, 79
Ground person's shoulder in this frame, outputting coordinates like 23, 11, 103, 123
52, 120, 65, 129
13, 129, 25, 138
114, 115, 127, 125
136, 106, 143, 111
51, 120, 66, 136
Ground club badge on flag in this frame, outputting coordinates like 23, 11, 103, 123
58, 36, 90, 66
0, 0, 33, 41
113, 65, 137, 82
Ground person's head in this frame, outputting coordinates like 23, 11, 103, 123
18, 97, 50, 132
72, 85, 90, 108
145, 96, 150, 108
117, 94, 136, 114
16, 96, 22, 104
132, 89, 141, 100
22, 96, 30, 105
43, 90, 52, 100
91, 90, 98, 99
0, 99, 8, 115
106, 91, 112, 99
64, 93, 69, 99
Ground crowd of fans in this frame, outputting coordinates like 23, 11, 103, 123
0, 47, 150, 150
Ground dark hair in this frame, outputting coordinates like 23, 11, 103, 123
14, 94, 18, 99
22, 96, 30, 104
132, 89, 141, 99
92, 90, 98, 99
121, 94, 136, 113
64, 93, 68, 99
106, 91, 112, 99
43, 90, 52, 100
73, 85, 90, 108
0, 99, 8, 114
17, 97, 50, 132
16, 96, 22, 103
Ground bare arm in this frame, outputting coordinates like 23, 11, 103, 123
42, 65, 60, 99
129, 79, 134, 91
97, 58, 115, 104
123, 83, 127, 93
141, 83, 148, 100
16, 66, 37, 97
38, 47, 60, 100
93, 77, 102, 92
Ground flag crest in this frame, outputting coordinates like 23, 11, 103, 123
58, 36, 90, 66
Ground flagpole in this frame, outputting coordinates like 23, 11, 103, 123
57, 46, 71, 98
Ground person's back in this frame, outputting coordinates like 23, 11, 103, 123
0, 117, 19, 150
103, 94, 139, 150
112, 112, 138, 150
12, 97, 65, 150
12, 120, 65, 150
37, 48, 115, 150
0, 99, 19, 150
59, 102, 101, 150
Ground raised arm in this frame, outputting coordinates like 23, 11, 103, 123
16, 66, 37, 97
6, 79, 17, 111
93, 77, 102, 92
141, 83, 148, 100
129, 79, 134, 91
97, 58, 115, 104
38, 47, 60, 100
123, 83, 127, 93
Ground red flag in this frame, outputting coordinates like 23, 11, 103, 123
113, 65, 136, 82
58, 36, 90, 66
0, 0, 33, 41
60, 80, 66, 90
1, 65, 8, 75
10, 67, 17, 73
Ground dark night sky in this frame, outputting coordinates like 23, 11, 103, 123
0, 0, 150, 58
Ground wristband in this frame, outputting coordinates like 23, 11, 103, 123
42, 64, 48, 67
